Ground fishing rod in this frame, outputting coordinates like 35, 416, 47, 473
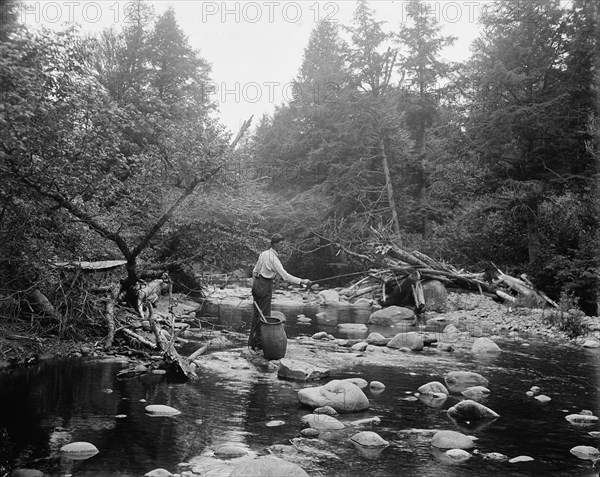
309, 270, 377, 284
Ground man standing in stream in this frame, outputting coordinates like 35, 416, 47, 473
249, 234, 311, 351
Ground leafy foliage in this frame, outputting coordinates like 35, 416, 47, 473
0, 0, 598, 341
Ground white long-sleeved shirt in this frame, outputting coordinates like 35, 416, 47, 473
253, 248, 302, 285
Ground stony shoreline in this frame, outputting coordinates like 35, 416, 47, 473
1, 284, 599, 370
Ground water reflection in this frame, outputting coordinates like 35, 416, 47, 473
1, 330, 599, 476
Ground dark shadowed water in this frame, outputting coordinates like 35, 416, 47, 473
1, 314, 599, 477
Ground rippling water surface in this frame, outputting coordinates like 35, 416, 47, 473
1, 315, 599, 477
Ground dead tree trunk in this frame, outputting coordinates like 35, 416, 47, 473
103, 284, 120, 350
146, 305, 197, 379
380, 136, 401, 238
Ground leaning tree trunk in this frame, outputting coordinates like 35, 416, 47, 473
526, 197, 541, 263
103, 284, 120, 350
380, 136, 401, 238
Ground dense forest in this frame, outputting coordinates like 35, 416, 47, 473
0, 0, 598, 345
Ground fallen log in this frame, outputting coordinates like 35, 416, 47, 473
347, 285, 380, 300
147, 305, 197, 379
494, 273, 537, 297
122, 328, 157, 349
520, 274, 559, 308
496, 290, 517, 303
187, 342, 210, 363
29, 288, 63, 322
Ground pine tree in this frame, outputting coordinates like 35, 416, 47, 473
467, 0, 597, 263
395, 0, 456, 237
298, 19, 348, 104
346, 0, 397, 96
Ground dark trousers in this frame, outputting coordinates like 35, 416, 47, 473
249, 276, 272, 350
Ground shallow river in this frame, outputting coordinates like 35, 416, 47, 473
1, 311, 599, 477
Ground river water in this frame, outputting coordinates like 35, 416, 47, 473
1, 311, 599, 477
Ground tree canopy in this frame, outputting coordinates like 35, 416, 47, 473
0, 0, 598, 326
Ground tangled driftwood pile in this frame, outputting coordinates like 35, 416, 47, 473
336, 228, 558, 309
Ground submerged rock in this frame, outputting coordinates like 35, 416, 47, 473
229, 456, 309, 477
444, 371, 489, 393
60, 442, 99, 460
472, 337, 501, 354
338, 323, 368, 333
350, 431, 389, 448
277, 358, 330, 382
145, 404, 181, 417
11, 470, 44, 477
418, 392, 448, 408
313, 406, 338, 416
482, 452, 508, 461
214, 444, 248, 458
447, 400, 499, 420
302, 413, 344, 430
508, 455, 534, 463
461, 386, 490, 401
300, 428, 320, 438
431, 430, 475, 450
444, 448, 471, 463
565, 414, 599, 426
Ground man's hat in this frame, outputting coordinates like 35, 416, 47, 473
270, 233, 284, 244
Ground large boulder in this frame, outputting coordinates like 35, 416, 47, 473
214, 444, 248, 458
431, 430, 475, 450
366, 332, 390, 346
418, 381, 449, 396
386, 332, 424, 351
447, 399, 500, 420
422, 280, 447, 312
277, 359, 329, 382
368, 306, 415, 326
472, 337, 501, 354
317, 289, 340, 304
444, 371, 489, 393
297, 380, 370, 413
229, 456, 309, 476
